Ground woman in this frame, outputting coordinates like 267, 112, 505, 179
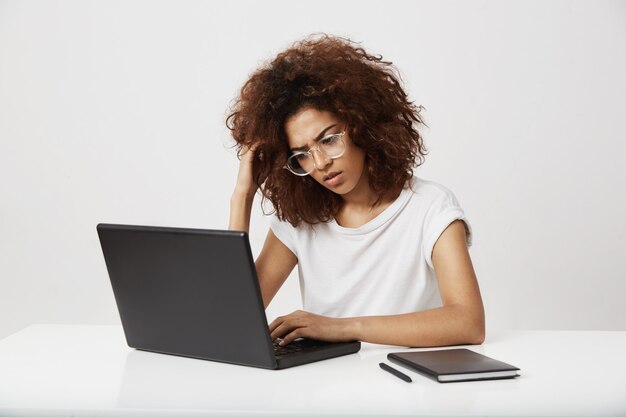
226, 34, 485, 347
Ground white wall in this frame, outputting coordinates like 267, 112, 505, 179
1, 0, 625, 340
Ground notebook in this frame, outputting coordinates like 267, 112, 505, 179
388, 348, 520, 382
97, 223, 361, 369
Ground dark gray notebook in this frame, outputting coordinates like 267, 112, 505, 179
388, 348, 520, 382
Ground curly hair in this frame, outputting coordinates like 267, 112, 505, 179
226, 34, 427, 227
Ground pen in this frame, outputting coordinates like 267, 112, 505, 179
379, 362, 412, 383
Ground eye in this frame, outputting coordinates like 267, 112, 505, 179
320, 134, 340, 145
293, 152, 309, 161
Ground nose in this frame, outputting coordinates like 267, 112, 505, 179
311, 148, 331, 170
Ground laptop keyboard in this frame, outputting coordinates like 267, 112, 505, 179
272, 338, 327, 357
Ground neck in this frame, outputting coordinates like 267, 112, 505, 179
340, 170, 402, 211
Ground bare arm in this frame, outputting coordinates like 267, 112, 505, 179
229, 144, 259, 233
229, 144, 297, 308
350, 220, 485, 346
255, 229, 298, 308
270, 220, 485, 347
229, 192, 254, 232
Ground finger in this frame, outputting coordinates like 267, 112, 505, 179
270, 319, 301, 341
238, 142, 257, 161
268, 311, 300, 334
281, 328, 305, 345
270, 320, 294, 341
268, 315, 286, 334
245, 142, 260, 154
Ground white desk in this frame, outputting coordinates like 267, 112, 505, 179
0, 325, 625, 416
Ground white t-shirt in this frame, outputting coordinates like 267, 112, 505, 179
269, 176, 472, 318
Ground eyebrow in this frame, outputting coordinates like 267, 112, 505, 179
290, 124, 338, 152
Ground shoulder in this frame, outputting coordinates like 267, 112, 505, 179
408, 176, 462, 208
269, 214, 309, 232
269, 213, 329, 257
411, 177, 473, 260
268, 215, 300, 257
269, 214, 299, 237
269, 213, 318, 240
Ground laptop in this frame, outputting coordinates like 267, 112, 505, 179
96, 223, 361, 369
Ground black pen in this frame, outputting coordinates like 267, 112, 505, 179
379, 362, 412, 383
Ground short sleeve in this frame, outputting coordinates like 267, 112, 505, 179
422, 189, 473, 270
269, 215, 298, 257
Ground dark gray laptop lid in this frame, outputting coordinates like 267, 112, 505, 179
97, 223, 277, 369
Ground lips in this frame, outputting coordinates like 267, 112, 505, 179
323, 171, 341, 181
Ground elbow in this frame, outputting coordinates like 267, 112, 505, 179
470, 324, 486, 345
467, 312, 486, 345
460, 305, 485, 345
461, 324, 485, 346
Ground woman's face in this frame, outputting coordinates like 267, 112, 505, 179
284, 107, 367, 196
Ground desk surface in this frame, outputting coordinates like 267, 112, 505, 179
0, 325, 625, 417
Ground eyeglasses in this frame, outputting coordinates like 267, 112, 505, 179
284, 131, 346, 176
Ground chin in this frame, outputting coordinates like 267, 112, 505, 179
324, 180, 355, 195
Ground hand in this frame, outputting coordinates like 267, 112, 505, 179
268, 310, 356, 345
234, 143, 262, 198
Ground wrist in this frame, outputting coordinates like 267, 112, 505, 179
342, 317, 363, 341
231, 188, 256, 203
